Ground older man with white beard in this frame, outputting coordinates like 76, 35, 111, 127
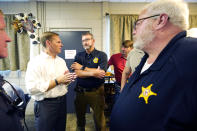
110, 0, 197, 130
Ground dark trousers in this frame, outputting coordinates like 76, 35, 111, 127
34, 95, 67, 131
74, 85, 106, 131
114, 82, 121, 102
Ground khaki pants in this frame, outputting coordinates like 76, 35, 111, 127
74, 85, 106, 131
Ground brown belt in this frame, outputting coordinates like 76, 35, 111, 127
75, 86, 99, 93
44, 95, 65, 101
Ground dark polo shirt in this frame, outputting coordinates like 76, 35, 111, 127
110, 31, 197, 130
74, 49, 108, 89
0, 76, 23, 131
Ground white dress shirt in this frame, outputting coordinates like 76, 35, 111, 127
25, 52, 68, 101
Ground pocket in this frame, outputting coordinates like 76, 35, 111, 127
97, 86, 105, 109
34, 102, 40, 117
98, 85, 105, 96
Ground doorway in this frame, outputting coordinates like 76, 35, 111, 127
50, 28, 91, 113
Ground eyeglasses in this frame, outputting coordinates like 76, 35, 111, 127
0, 76, 23, 107
133, 14, 160, 30
82, 38, 92, 43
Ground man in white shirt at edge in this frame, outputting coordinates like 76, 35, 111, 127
25, 32, 76, 131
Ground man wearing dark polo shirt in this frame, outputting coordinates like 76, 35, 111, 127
71, 32, 107, 131
108, 40, 133, 101
110, 0, 197, 130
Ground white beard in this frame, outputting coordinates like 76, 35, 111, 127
133, 36, 145, 50
134, 22, 155, 50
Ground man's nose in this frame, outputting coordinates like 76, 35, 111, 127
6, 34, 11, 42
121, 48, 126, 53
121, 47, 125, 50
132, 28, 137, 35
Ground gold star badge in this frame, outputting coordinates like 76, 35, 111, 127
138, 84, 157, 104
93, 57, 98, 63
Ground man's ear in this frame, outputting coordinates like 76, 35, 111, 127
154, 14, 169, 30
45, 40, 51, 47
92, 39, 95, 43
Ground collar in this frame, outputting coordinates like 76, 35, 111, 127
85, 48, 96, 57
120, 53, 127, 59
142, 31, 186, 73
41, 51, 57, 59
125, 31, 186, 89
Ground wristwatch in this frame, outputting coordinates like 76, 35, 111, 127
80, 66, 85, 70
55, 79, 59, 85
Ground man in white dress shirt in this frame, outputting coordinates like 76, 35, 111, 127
25, 32, 76, 131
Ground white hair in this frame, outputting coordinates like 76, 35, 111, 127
144, 0, 189, 30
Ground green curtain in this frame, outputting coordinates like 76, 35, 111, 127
110, 14, 138, 55
110, 14, 197, 55
189, 15, 197, 29
0, 15, 30, 71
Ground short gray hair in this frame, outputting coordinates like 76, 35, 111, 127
144, 0, 189, 30
82, 32, 94, 39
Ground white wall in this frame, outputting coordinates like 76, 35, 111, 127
109, 2, 146, 14
188, 3, 197, 14
45, 2, 103, 50
109, 2, 197, 15
0, 2, 37, 15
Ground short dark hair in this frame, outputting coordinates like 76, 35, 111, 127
122, 40, 133, 48
82, 32, 94, 39
40, 32, 59, 48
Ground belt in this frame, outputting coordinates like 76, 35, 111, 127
43, 95, 65, 101
75, 86, 99, 93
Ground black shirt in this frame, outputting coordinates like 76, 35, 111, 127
74, 49, 108, 89
0, 75, 23, 131
110, 31, 197, 130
